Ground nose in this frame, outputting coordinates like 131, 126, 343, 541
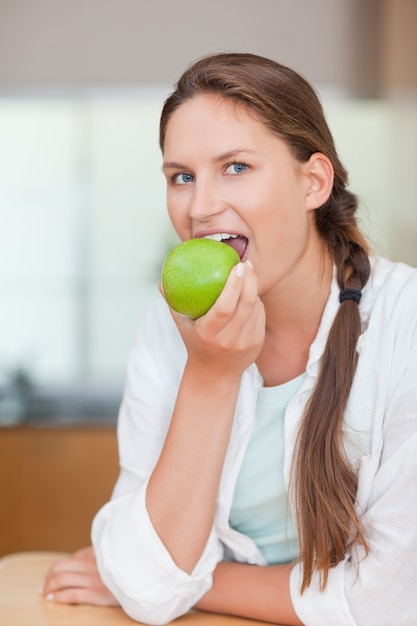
188, 175, 226, 222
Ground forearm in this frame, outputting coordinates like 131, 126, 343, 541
195, 561, 303, 626
146, 361, 241, 573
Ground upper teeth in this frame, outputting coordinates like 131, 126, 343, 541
202, 233, 238, 242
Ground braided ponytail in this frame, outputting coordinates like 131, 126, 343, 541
293, 186, 371, 591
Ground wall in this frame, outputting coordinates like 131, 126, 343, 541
379, 0, 417, 263
0, 0, 381, 93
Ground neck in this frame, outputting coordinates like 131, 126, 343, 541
257, 242, 333, 386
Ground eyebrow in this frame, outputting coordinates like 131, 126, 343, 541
162, 148, 261, 171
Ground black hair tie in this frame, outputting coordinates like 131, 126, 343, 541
339, 288, 362, 305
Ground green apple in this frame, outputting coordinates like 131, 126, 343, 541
161, 238, 240, 319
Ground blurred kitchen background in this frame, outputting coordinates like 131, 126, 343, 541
0, 0, 416, 554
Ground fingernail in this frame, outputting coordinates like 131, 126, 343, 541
246, 260, 254, 270
45, 593, 54, 601
235, 263, 245, 277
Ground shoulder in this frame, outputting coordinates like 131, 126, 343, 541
364, 256, 417, 320
361, 256, 417, 381
367, 255, 417, 290
358, 256, 417, 386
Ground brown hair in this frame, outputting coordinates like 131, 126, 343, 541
159, 52, 370, 591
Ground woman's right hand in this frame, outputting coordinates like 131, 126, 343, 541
169, 260, 265, 379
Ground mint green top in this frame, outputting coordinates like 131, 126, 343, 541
229, 373, 306, 564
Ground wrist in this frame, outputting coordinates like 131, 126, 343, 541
183, 358, 243, 394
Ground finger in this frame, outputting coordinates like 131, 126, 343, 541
42, 570, 99, 596
48, 558, 90, 573
42, 557, 103, 597
213, 261, 259, 332
47, 547, 97, 575
44, 586, 119, 607
232, 261, 259, 317
44, 557, 94, 588
72, 546, 95, 561
220, 275, 265, 360
199, 262, 248, 332
42, 560, 78, 593
217, 261, 248, 311
241, 297, 266, 351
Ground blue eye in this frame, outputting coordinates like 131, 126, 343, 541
174, 172, 194, 185
226, 162, 248, 175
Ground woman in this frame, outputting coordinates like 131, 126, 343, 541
41, 53, 417, 625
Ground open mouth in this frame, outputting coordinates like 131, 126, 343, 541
201, 233, 248, 260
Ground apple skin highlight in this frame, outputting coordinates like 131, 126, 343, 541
161, 238, 240, 319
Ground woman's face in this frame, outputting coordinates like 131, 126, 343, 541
162, 94, 324, 297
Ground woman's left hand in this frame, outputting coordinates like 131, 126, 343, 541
40, 545, 119, 606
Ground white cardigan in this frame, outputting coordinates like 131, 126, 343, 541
92, 256, 417, 626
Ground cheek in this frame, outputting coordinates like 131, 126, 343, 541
256, 197, 309, 263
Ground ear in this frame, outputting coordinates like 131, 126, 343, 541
303, 153, 334, 211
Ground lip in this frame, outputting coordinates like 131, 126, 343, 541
193, 229, 249, 261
